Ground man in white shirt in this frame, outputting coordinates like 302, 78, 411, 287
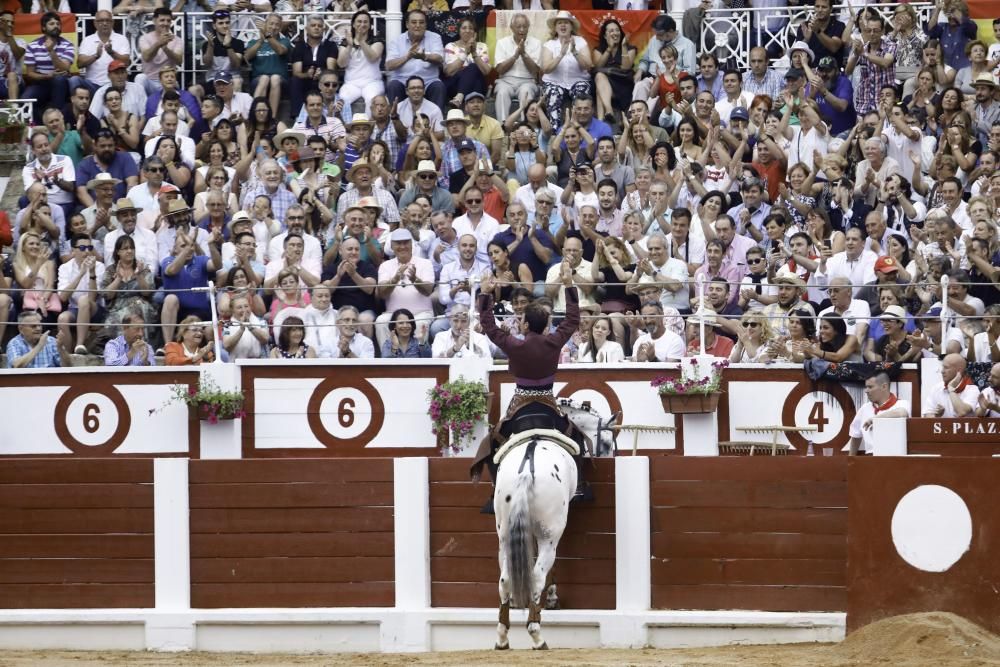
266, 205, 322, 267
923, 353, 980, 417
853, 137, 900, 207
331, 306, 375, 359
434, 233, 491, 337
515, 164, 564, 219
969, 305, 1000, 364
76, 10, 129, 92
22, 131, 75, 210
374, 228, 435, 349
632, 301, 686, 361
633, 232, 690, 313
493, 13, 541, 121
819, 276, 871, 344
103, 199, 158, 275
431, 304, 495, 359
815, 227, 878, 297
452, 186, 500, 265
848, 371, 911, 454
142, 110, 196, 167
91, 61, 147, 119
303, 285, 339, 358
975, 362, 1000, 418
56, 234, 105, 355
545, 235, 596, 313
928, 177, 973, 233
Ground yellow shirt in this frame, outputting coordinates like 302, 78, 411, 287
467, 115, 505, 158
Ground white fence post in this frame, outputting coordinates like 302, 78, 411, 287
147, 458, 194, 651
197, 364, 243, 460
383, 457, 431, 652
601, 455, 651, 648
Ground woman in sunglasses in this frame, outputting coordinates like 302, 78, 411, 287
730, 309, 774, 363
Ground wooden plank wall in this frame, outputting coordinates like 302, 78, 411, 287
650, 457, 848, 612
189, 459, 395, 608
0, 459, 155, 608
428, 457, 615, 609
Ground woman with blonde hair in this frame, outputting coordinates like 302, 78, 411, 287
164, 316, 215, 365
730, 309, 773, 363
13, 231, 60, 319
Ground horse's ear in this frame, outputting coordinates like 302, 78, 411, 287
612, 410, 622, 424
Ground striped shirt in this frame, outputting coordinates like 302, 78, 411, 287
292, 116, 346, 163
24, 35, 75, 76
5, 335, 61, 368
741, 68, 784, 102
103, 335, 155, 366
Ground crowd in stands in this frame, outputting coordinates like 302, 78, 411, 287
0, 0, 998, 414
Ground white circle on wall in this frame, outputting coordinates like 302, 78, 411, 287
792, 392, 844, 445
318, 387, 371, 440
891, 485, 972, 573
63, 393, 120, 447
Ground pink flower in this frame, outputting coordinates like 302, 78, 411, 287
188, 386, 198, 397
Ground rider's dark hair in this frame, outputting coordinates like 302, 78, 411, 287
523, 303, 550, 334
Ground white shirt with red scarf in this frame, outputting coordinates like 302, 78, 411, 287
849, 394, 911, 453
925, 376, 981, 418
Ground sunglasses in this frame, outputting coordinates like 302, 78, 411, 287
418, 174, 436, 179
742, 321, 760, 328
75, 245, 94, 251
286, 215, 305, 220
748, 257, 765, 264
146, 167, 164, 173
465, 198, 482, 204
321, 81, 339, 88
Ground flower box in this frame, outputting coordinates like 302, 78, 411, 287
197, 404, 239, 422
659, 392, 722, 414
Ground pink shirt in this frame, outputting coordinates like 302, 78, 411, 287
378, 256, 434, 314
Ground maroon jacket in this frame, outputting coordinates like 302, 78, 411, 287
478, 286, 579, 388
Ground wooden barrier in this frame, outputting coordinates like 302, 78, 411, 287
905, 418, 1000, 456
0, 459, 155, 608
847, 458, 1000, 635
188, 459, 395, 608
650, 457, 848, 612
428, 458, 616, 609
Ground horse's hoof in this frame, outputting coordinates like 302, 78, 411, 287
545, 599, 560, 610
495, 643, 510, 651
533, 642, 549, 651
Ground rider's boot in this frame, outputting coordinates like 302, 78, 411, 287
570, 455, 593, 503
480, 457, 499, 515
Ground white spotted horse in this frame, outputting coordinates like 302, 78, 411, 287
493, 399, 618, 650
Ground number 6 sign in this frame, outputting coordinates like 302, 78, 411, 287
54, 385, 132, 455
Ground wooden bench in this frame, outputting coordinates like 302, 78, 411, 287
718, 440, 792, 456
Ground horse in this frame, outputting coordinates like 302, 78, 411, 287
559, 398, 620, 458
493, 400, 618, 650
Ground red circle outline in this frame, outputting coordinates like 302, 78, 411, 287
780, 380, 855, 453
306, 376, 385, 448
53, 385, 132, 455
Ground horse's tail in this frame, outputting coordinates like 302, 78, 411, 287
506, 470, 535, 609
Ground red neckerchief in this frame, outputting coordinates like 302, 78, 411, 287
952, 375, 972, 393
873, 394, 898, 414
786, 253, 817, 281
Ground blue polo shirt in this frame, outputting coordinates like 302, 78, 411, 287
161, 254, 211, 312
492, 228, 560, 283
76, 152, 139, 201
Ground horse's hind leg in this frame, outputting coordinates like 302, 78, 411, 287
527, 537, 558, 650
544, 569, 559, 610
496, 540, 511, 650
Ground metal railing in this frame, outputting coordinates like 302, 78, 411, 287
75, 11, 387, 89
700, 2, 935, 71
0, 99, 35, 161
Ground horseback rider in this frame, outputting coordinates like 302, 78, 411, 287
472, 262, 592, 514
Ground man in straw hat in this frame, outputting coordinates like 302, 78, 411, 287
336, 157, 400, 228
970, 72, 1000, 147
398, 160, 455, 214
762, 274, 816, 338
218, 212, 265, 284
343, 113, 375, 175
76, 130, 137, 207
374, 227, 435, 349
156, 198, 212, 264
439, 109, 490, 190
684, 309, 734, 358
103, 199, 158, 273
385, 9, 447, 111
79, 173, 122, 245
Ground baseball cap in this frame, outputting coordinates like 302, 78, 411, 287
926, 306, 944, 317
108, 60, 127, 73
212, 71, 233, 84
158, 183, 180, 195
874, 256, 900, 274
817, 56, 838, 71
464, 91, 485, 103
784, 67, 805, 80
212, 9, 231, 19
389, 228, 414, 242
730, 107, 750, 122
457, 138, 476, 153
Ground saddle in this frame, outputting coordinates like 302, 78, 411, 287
493, 428, 581, 467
